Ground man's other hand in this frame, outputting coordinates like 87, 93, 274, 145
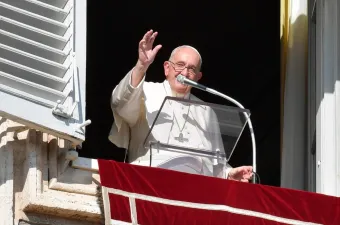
227, 166, 253, 182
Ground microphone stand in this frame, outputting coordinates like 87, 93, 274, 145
205, 87, 257, 184
177, 75, 257, 183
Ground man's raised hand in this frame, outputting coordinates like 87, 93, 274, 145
137, 29, 162, 68
131, 30, 162, 87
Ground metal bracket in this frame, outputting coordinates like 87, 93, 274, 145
52, 52, 78, 119
52, 100, 77, 118
75, 119, 92, 134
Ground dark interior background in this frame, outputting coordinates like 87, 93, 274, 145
81, 1, 281, 186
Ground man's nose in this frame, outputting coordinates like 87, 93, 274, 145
181, 68, 189, 76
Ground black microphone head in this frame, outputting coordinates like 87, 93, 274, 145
176, 74, 185, 84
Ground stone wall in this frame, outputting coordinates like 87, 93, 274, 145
0, 118, 104, 225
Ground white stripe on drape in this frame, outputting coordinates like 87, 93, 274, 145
106, 187, 321, 225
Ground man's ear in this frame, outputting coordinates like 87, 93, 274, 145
196, 72, 202, 81
163, 61, 170, 77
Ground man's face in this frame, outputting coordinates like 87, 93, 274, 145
163, 47, 202, 95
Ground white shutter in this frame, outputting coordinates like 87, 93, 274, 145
0, 0, 89, 144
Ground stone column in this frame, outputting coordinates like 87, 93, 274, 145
0, 117, 15, 225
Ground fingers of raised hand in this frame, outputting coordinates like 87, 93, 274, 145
143, 30, 153, 44
142, 30, 153, 42
142, 30, 159, 48
149, 31, 158, 46
152, 44, 162, 56
139, 39, 146, 49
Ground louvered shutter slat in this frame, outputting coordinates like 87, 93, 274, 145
0, 2, 70, 36
0, 57, 68, 91
0, 43, 69, 76
38, 0, 69, 9
0, 0, 88, 144
0, 71, 67, 104
0, 0, 70, 22
0, 29, 69, 63
0, 16, 69, 49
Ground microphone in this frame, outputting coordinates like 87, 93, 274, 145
176, 74, 258, 184
176, 74, 207, 91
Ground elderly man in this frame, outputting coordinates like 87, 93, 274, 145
109, 29, 253, 182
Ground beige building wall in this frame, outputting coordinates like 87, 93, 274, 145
0, 117, 103, 225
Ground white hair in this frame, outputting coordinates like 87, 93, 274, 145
169, 45, 202, 70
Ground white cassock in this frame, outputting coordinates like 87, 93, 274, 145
109, 69, 232, 178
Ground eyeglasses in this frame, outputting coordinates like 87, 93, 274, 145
167, 61, 198, 75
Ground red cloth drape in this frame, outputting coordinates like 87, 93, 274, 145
98, 159, 340, 225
